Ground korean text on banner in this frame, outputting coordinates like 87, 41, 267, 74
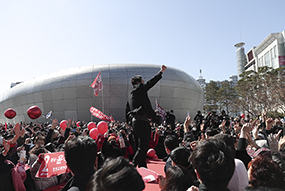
90, 106, 114, 122
36, 152, 69, 178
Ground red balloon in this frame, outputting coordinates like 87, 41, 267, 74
147, 148, 156, 158
87, 122, 96, 131
76, 121, 81, 127
89, 128, 99, 140
153, 154, 158, 159
27, 106, 42, 119
4, 108, 16, 119
60, 120, 67, 130
97, 121, 108, 134
241, 113, 245, 118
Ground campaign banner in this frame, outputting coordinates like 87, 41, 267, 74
90, 106, 114, 122
36, 152, 69, 178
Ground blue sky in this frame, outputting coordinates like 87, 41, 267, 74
0, 1, 284, 94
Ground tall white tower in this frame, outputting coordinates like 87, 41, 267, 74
234, 42, 246, 78
197, 69, 206, 89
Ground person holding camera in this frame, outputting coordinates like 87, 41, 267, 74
166, 110, 176, 131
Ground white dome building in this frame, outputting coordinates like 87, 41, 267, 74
0, 64, 204, 123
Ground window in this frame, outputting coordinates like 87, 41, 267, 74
259, 57, 263, 67
264, 52, 270, 67
273, 45, 277, 58
270, 48, 274, 60
271, 46, 278, 68
247, 50, 254, 62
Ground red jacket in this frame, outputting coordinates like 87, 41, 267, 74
148, 132, 159, 148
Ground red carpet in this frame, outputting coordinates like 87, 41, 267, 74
44, 159, 165, 191
143, 158, 166, 191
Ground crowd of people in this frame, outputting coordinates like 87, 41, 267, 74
0, 109, 285, 191
1, 64, 285, 191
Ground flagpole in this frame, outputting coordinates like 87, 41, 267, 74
102, 71, 104, 113
90, 70, 103, 120
91, 89, 93, 121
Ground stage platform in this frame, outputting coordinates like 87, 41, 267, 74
143, 158, 165, 191
44, 158, 165, 191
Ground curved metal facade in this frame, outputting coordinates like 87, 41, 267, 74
0, 64, 204, 123
236, 47, 246, 77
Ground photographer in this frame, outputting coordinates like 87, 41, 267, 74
204, 111, 219, 129
194, 111, 203, 128
166, 110, 176, 131
101, 135, 126, 160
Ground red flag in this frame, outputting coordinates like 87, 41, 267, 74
155, 99, 166, 122
5, 123, 7, 131
90, 107, 115, 122
90, 71, 103, 96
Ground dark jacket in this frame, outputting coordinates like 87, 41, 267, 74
101, 139, 126, 159
46, 128, 55, 144
198, 183, 230, 191
61, 169, 95, 191
127, 72, 162, 122
0, 153, 15, 191
235, 138, 252, 169
164, 156, 172, 173
166, 112, 176, 129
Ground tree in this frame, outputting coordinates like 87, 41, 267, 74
204, 80, 239, 116
217, 81, 238, 115
204, 81, 220, 112
235, 66, 285, 117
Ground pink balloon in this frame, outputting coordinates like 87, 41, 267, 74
147, 148, 156, 158
60, 120, 67, 130
76, 121, 81, 127
87, 122, 96, 131
27, 106, 42, 119
97, 121, 108, 134
89, 128, 99, 140
4, 108, 16, 119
